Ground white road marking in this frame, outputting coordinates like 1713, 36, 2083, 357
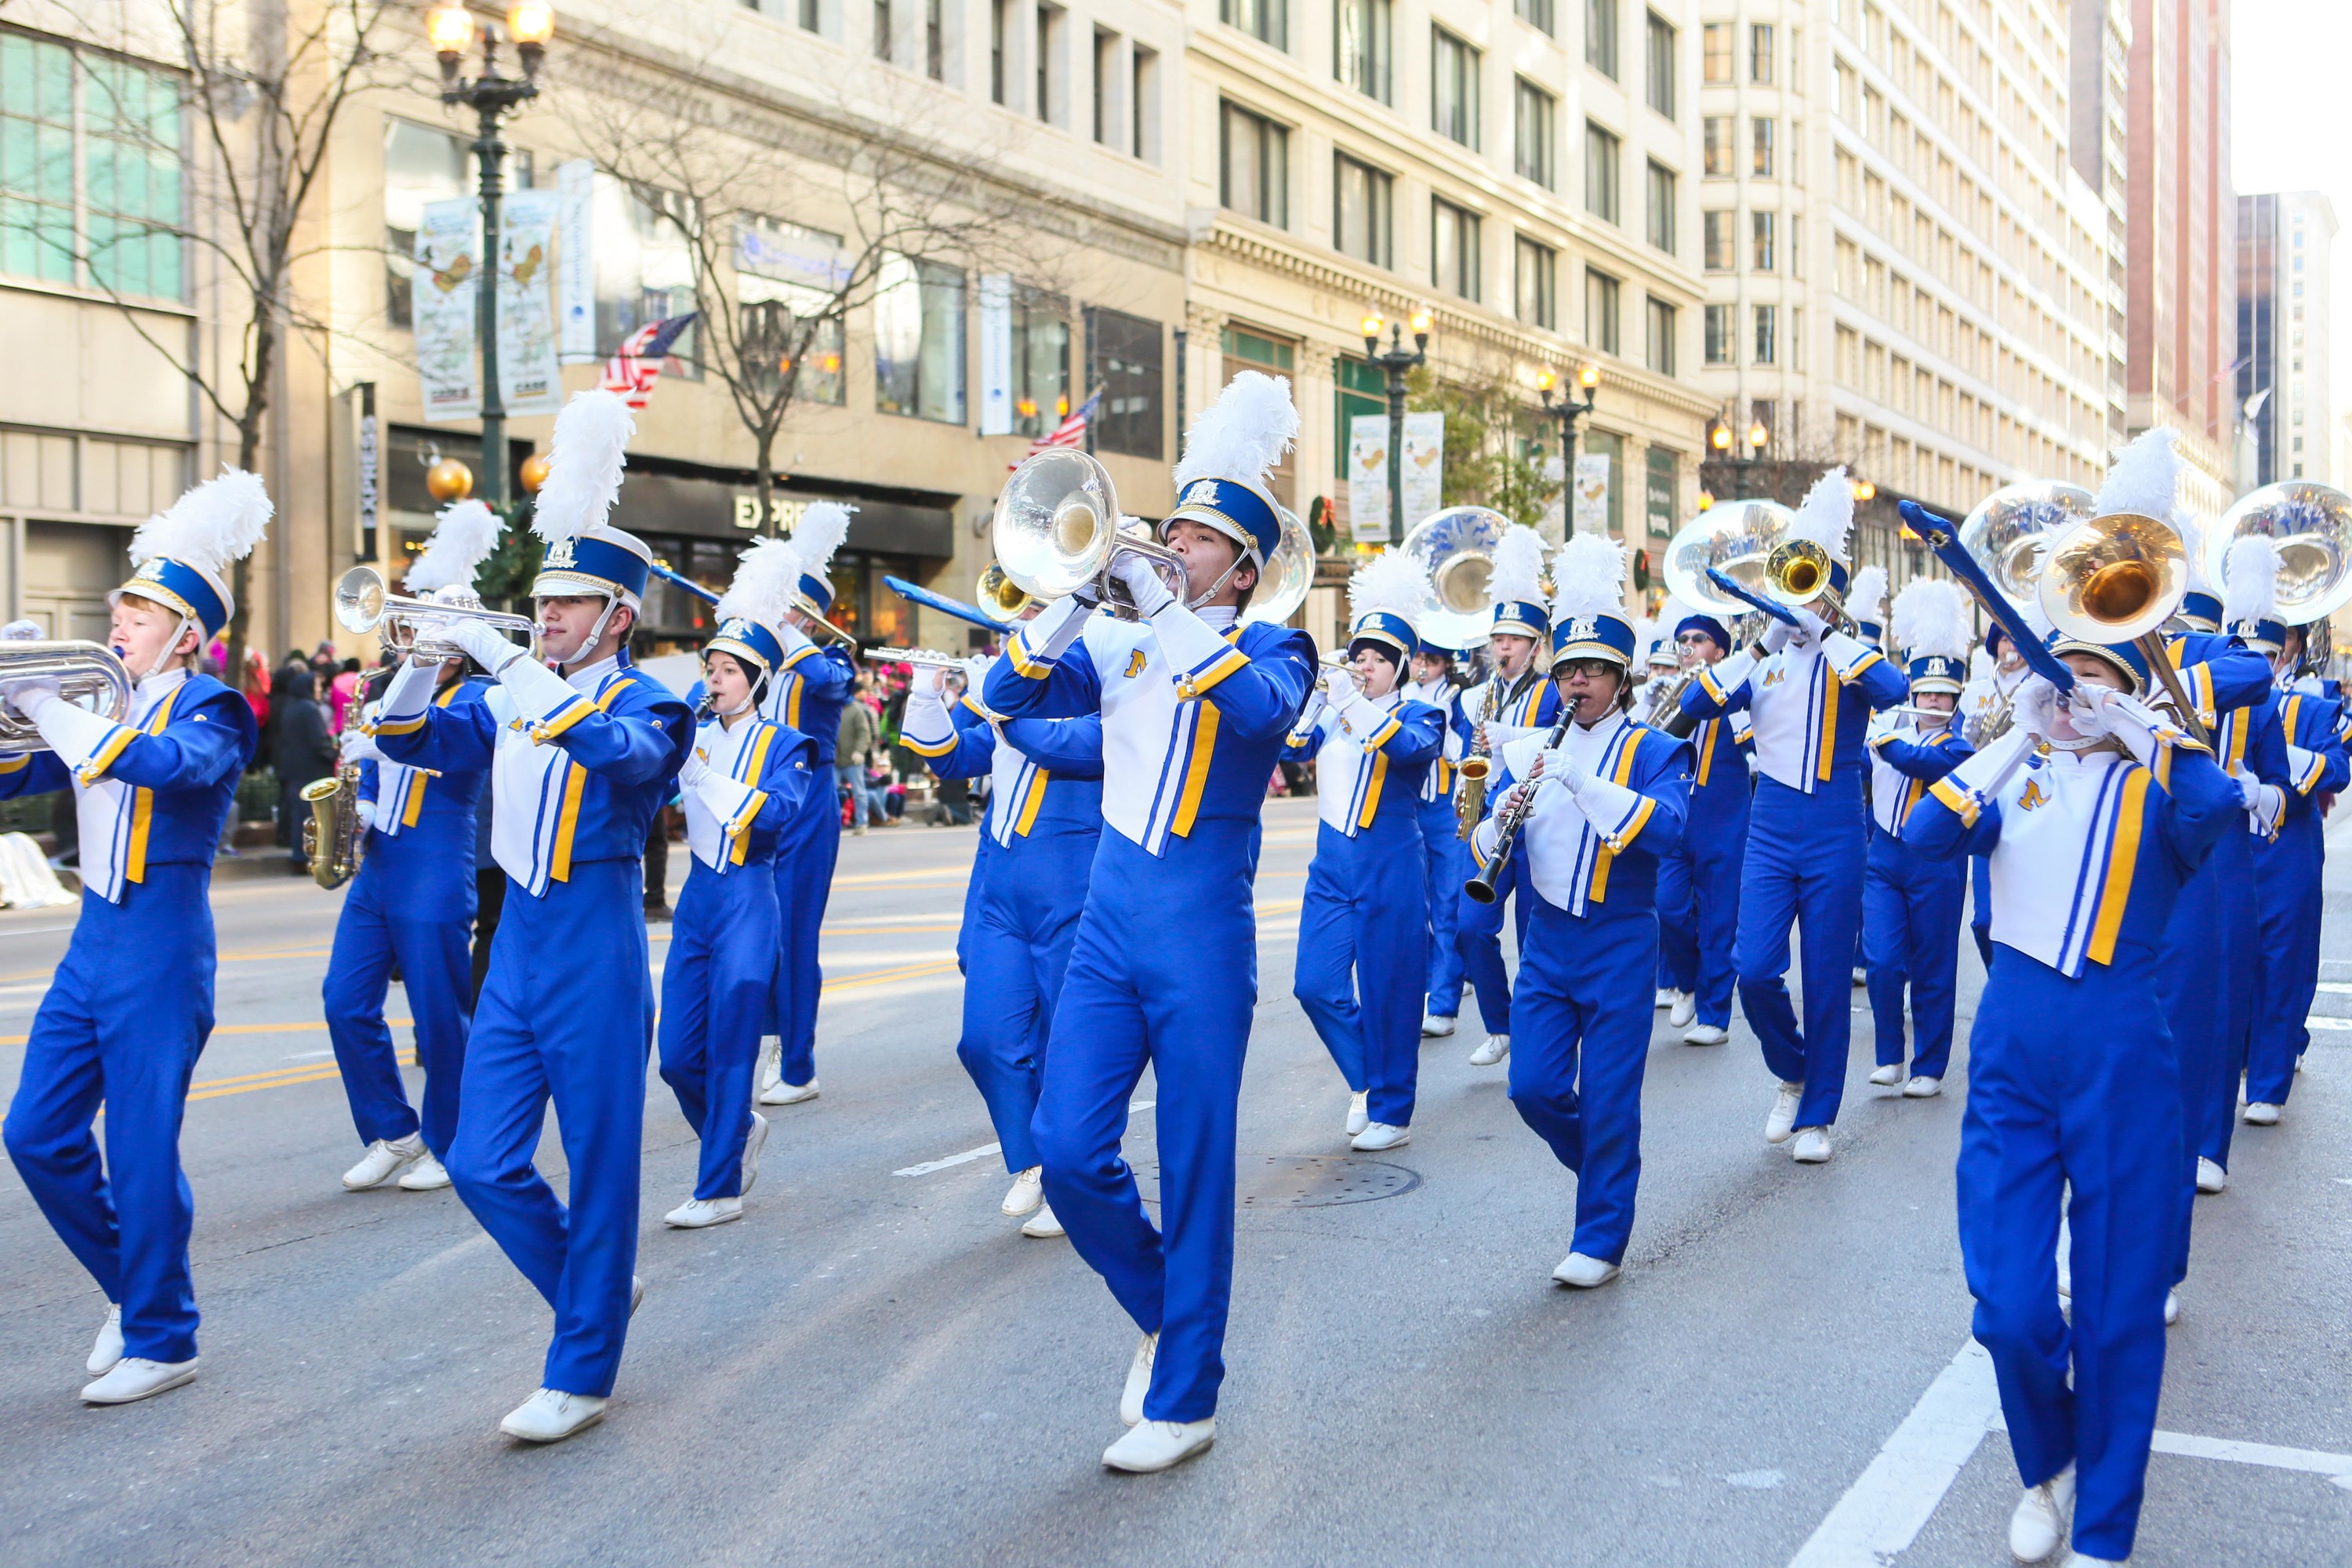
2147, 1430, 2352, 1483
892, 1101, 1156, 1178
1787, 1341, 2000, 1568
2312, 982, 2352, 994
2306, 1015, 2352, 1030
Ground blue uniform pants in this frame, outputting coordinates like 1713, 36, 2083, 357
659, 861, 779, 1200
1959, 948, 2182, 1563
322, 853, 475, 1155
449, 861, 650, 1398
773, 787, 843, 1088
960, 828, 1092, 1174
1735, 777, 1867, 1128
5, 866, 213, 1365
1862, 833, 1966, 1080
1509, 902, 1657, 1264
1456, 854, 1533, 1035
1294, 816, 1430, 1127
1033, 822, 1258, 1424
2246, 811, 2325, 1106
1415, 797, 1465, 1018
1657, 801, 1746, 1028
1969, 855, 1994, 971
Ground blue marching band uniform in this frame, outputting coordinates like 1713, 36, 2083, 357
1402, 640, 1470, 1038
1650, 604, 1751, 1047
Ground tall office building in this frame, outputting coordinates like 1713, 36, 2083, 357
2238, 191, 2336, 485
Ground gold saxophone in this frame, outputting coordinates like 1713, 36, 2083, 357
301, 688, 367, 891
1454, 675, 1501, 840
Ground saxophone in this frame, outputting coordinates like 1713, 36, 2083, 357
300, 686, 367, 891
1454, 675, 1501, 840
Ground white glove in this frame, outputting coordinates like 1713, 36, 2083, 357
1111, 552, 1178, 619
1791, 608, 1826, 646
2230, 765, 2263, 811
354, 798, 376, 835
2015, 676, 2063, 740
445, 615, 524, 672
1537, 746, 1592, 797
0, 619, 42, 641
339, 726, 382, 765
2066, 684, 2121, 739
1761, 617, 1795, 655
1324, 664, 1361, 706
678, 748, 713, 791
2, 679, 61, 719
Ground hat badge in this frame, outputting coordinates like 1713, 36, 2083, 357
1569, 615, 1598, 641
545, 538, 577, 569
1182, 480, 1221, 510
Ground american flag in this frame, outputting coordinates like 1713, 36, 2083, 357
600, 313, 699, 409
1007, 388, 1101, 470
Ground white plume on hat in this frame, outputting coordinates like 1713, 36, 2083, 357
2222, 535, 2280, 628
1348, 546, 1426, 627
1892, 578, 1972, 661
1488, 524, 1549, 608
1788, 466, 1857, 561
1173, 370, 1300, 493
716, 536, 804, 627
2094, 426, 2184, 522
532, 389, 636, 546
1848, 564, 1889, 627
1655, 593, 1700, 633
129, 466, 272, 576
1548, 532, 1628, 625
786, 499, 854, 580
405, 499, 502, 593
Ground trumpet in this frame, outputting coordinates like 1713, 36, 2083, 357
993, 448, 1189, 620
0, 640, 132, 755
335, 566, 540, 664
864, 646, 965, 672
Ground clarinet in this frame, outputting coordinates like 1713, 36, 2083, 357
1462, 707, 1577, 905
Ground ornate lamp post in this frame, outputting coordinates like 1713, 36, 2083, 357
1360, 307, 1432, 545
1534, 364, 1601, 524
426, 2, 554, 510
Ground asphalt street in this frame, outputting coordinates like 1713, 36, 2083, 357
0, 797, 2347, 1567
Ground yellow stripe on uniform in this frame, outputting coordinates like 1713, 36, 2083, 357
1171, 703, 1221, 837
1356, 752, 1389, 829
123, 684, 183, 884
1929, 776, 1979, 826
1815, 668, 1841, 782
1014, 769, 1050, 836
2085, 768, 2151, 967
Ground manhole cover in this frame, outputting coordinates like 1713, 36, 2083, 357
1129, 1156, 1421, 1207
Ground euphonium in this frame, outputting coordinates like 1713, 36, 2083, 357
1763, 538, 1856, 632
0, 640, 132, 756
2036, 506, 2209, 742
993, 448, 1187, 619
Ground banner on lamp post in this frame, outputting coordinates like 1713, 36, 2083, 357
1400, 411, 1444, 524
977, 274, 1012, 436
497, 189, 563, 417
1348, 414, 1393, 543
417, 198, 480, 422
1573, 452, 1611, 535
556, 159, 597, 363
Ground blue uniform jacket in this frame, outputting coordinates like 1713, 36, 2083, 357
1679, 631, 1908, 793
767, 641, 858, 766
903, 695, 1106, 837
1682, 707, 1754, 832
2271, 688, 2350, 820
1283, 695, 1445, 837
358, 677, 490, 896
1475, 717, 1693, 918
695, 717, 818, 870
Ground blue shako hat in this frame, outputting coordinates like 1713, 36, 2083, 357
1167, 372, 1298, 571
1486, 522, 1551, 641
2179, 590, 2223, 630
713, 535, 806, 675
1545, 530, 1635, 670
1345, 548, 1426, 662
1907, 654, 1968, 692
706, 616, 786, 676
530, 390, 652, 604
117, 468, 273, 639
1891, 579, 1972, 696
2045, 628, 2149, 695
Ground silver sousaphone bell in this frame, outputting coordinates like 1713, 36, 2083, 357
2205, 480, 2352, 630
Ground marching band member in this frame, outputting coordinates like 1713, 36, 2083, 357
1651, 597, 1749, 1047
1956, 622, 2029, 967
1285, 550, 1445, 1151
654, 579, 818, 1229
1859, 580, 1975, 1096
1903, 628, 2237, 1568
324, 499, 498, 1196
1472, 530, 1690, 1287
1406, 619, 1472, 1040
754, 503, 859, 1109
1453, 524, 1559, 1069
1846, 566, 1890, 988
984, 371, 1315, 1473
1680, 470, 1906, 1164
902, 652, 1105, 1239
374, 390, 691, 1442
0, 470, 267, 1405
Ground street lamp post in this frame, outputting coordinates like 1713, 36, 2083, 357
427, 2, 554, 510
1360, 309, 1431, 546
1535, 364, 1601, 525
1707, 414, 1771, 497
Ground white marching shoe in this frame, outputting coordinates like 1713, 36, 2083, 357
739, 1111, 770, 1196
2195, 1156, 2227, 1194
1903, 1076, 1944, 1098
1552, 1252, 1621, 1288
1468, 1033, 1509, 1066
1001, 1165, 1045, 1218
1420, 1012, 1457, 1038
1344, 1091, 1370, 1138
1119, 1332, 1158, 1426
1765, 1081, 1805, 1144
1653, 987, 1676, 1010
1791, 1127, 1834, 1164
2164, 1288, 2179, 1327
1868, 1062, 1905, 1087
756, 1036, 783, 1097
87, 1305, 123, 1377
2242, 1101, 2281, 1126
662, 1196, 743, 1229
82, 1356, 198, 1405
760, 1076, 819, 1107
499, 1387, 608, 1443
1103, 1417, 1216, 1472
1351, 1121, 1410, 1152
2008, 1461, 2076, 1563
342, 1132, 426, 1191
1020, 1201, 1065, 1238
1681, 1023, 1728, 1047
1668, 991, 1696, 1029
397, 1152, 452, 1191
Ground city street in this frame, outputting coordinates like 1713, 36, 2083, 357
1, 795, 2347, 1566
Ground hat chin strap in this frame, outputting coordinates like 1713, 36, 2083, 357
1185, 545, 1261, 612
559, 597, 622, 674
135, 612, 193, 681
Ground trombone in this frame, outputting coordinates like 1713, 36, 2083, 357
334, 566, 539, 663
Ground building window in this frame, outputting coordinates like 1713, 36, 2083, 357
1433, 29, 1481, 149
384, 119, 469, 328
1333, 153, 1393, 267
738, 216, 850, 405
1132, 46, 1160, 162
1091, 307, 1163, 459
1646, 445, 1677, 536
873, 253, 967, 423
1092, 30, 1114, 143
1749, 22, 1773, 84
801, 0, 822, 30
1646, 295, 1675, 375
1517, 0, 1555, 38
1751, 116, 1775, 178
874, 0, 892, 60
1219, 102, 1289, 227
1221, 0, 1287, 49
1515, 236, 1557, 328
1587, 267, 1621, 355
0, 37, 186, 301
1701, 21, 1731, 82
593, 180, 701, 367
1007, 286, 1070, 437
1752, 303, 1776, 365
1433, 198, 1481, 303
1036, 2, 1061, 122
1703, 117, 1733, 176
1335, 0, 1392, 104
1587, 0, 1618, 78
1585, 122, 1621, 222
990, 0, 1007, 103
1515, 80, 1555, 188
1645, 11, 1675, 118
1751, 209, 1775, 270
927, 0, 945, 78
1702, 211, 1733, 271
1646, 160, 1676, 253
1704, 303, 1733, 364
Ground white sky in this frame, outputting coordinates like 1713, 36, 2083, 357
2231, 0, 2352, 454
